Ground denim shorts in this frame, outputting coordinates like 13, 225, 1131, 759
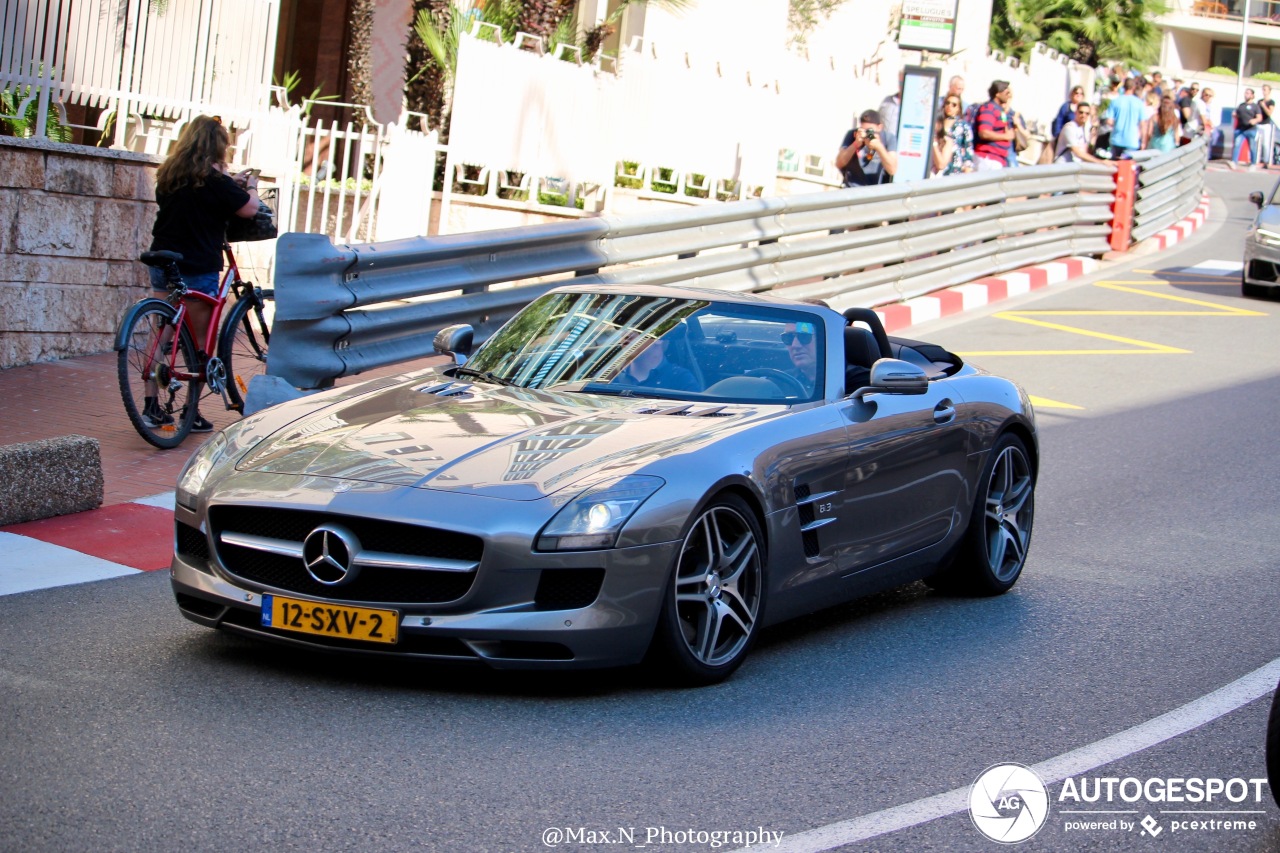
149, 266, 220, 297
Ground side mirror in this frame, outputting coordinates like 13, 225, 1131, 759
433, 324, 474, 365
1250, 191, 1265, 209
851, 358, 929, 398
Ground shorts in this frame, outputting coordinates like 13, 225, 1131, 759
974, 155, 1006, 172
149, 266, 220, 297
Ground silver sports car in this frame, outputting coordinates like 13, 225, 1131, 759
172, 284, 1038, 684
1245, 183, 1280, 298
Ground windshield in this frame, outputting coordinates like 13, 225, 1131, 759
462, 291, 826, 404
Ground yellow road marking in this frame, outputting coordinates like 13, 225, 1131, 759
954, 276, 1266, 358
1029, 396, 1084, 410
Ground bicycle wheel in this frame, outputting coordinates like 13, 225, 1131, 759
117, 300, 200, 448
218, 289, 272, 413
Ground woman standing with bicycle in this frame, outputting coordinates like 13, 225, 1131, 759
145, 114, 260, 431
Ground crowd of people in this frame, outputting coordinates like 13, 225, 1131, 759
837, 65, 1280, 187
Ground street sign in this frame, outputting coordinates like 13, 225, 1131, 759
899, 0, 959, 54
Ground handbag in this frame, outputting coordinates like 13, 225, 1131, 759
226, 194, 278, 242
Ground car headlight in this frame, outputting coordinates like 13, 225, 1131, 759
537, 475, 665, 551
1255, 228, 1280, 245
176, 433, 228, 509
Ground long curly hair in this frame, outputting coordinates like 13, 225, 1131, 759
155, 115, 228, 195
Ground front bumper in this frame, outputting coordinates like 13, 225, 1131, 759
171, 481, 680, 670
1244, 236, 1280, 290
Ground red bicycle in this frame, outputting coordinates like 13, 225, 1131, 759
115, 243, 272, 448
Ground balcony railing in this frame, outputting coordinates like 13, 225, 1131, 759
1187, 0, 1280, 26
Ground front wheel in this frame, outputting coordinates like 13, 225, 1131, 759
649, 494, 765, 685
117, 301, 199, 448
218, 290, 271, 413
930, 433, 1036, 595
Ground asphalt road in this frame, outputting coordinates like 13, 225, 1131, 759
2, 168, 1279, 853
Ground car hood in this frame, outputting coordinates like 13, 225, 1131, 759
236, 377, 763, 501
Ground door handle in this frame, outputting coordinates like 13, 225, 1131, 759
933, 399, 956, 423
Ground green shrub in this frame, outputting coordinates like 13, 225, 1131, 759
0, 86, 73, 141
684, 173, 709, 199
615, 160, 642, 190
1254, 71, 1280, 82
650, 167, 677, 194
1205, 66, 1238, 77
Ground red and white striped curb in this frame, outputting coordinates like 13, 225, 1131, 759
1147, 193, 1211, 252
873, 257, 1100, 333
0, 492, 174, 596
872, 193, 1211, 334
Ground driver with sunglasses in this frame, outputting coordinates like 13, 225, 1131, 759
780, 321, 819, 395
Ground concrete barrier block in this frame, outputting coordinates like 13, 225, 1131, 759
0, 435, 103, 526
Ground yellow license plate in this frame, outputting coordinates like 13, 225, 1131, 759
261, 594, 399, 645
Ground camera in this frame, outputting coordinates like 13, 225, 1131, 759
860, 128, 878, 142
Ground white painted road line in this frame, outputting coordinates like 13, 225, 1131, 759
132, 490, 177, 511
0, 532, 140, 596
743, 657, 1280, 852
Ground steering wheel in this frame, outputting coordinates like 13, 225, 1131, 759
745, 368, 807, 398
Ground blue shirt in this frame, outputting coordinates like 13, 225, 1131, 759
1105, 94, 1146, 150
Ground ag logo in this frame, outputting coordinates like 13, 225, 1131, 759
969, 763, 1050, 844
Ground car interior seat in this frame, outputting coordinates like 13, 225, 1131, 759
843, 325, 880, 395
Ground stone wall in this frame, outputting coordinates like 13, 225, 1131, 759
0, 137, 160, 369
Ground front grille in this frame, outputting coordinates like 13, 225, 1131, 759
209, 506, 482, 604
1248, 259, 1280, 282
176, 521, 211, 565
535, 568, 605, 610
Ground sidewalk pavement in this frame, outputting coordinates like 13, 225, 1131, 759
0, 194, 1213, 593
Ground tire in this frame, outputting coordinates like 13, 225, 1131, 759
650, 494, 765, 685
117, 300, 200, 449
218, 290, 271, 413
930, 433, 1035, 596
1268, 679, 1280, 809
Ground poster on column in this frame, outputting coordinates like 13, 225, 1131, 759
894, 65, 941, 184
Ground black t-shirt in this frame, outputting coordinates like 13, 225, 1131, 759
150, 171, 250, 275
1237, 102, 1261, 131
839, 128, 897, 186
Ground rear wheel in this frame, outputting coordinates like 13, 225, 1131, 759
218, 290, 271, 413
929, 433, 1035, 595
650, 494, 765, 685
117, 301, 200, 448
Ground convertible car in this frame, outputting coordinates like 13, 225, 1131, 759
171, 284, 1037, 684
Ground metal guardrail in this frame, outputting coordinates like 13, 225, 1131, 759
1132, 137, 1208, 244
267, 154, 1199, 390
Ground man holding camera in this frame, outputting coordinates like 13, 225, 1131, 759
836, 109, 898, 187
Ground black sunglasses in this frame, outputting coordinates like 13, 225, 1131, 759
780, 331, 814, 346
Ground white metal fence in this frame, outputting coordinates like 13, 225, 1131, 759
0, 0, 278, 145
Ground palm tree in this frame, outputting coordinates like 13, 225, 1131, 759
991, 0, 1167, 67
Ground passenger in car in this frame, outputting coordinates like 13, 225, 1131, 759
617, 336, 699, 391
